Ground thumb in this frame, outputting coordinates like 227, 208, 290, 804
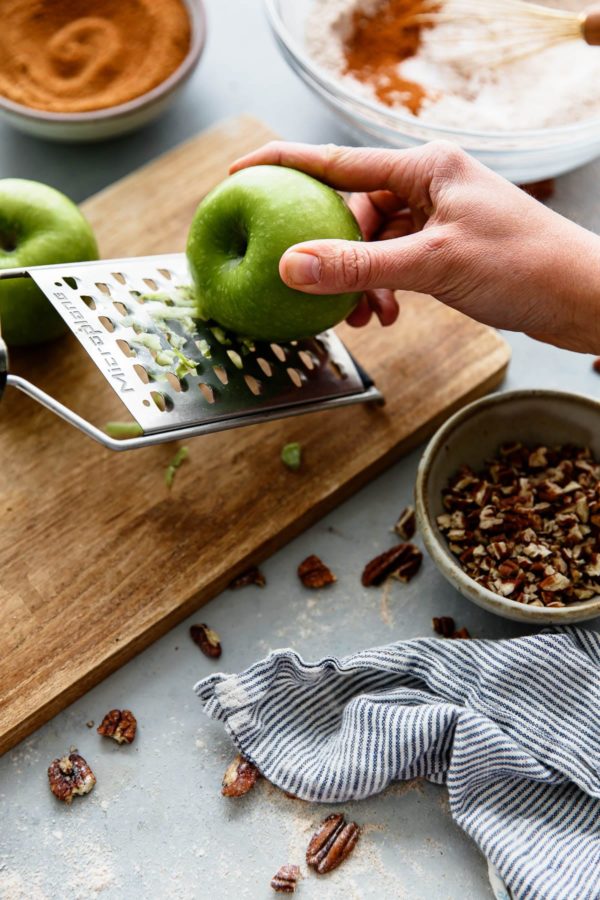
280, 229, 451, 296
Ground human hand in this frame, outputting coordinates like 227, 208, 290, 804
230, 141, 600, 353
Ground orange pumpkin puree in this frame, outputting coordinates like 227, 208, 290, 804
0, 0, 191, 113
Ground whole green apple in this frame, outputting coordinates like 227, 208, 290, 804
186, 165, 362, 341
0, 179, 99, 347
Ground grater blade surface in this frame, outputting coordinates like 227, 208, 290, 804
27, 254, 376, 435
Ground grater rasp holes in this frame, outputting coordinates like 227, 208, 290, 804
33, 254, 366, 435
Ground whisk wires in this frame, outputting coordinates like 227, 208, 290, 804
414, 0, 586, 66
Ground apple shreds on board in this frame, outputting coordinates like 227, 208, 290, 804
165, 446, 189, 488
281, 442, 302, 471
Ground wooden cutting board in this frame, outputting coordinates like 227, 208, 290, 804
0, 116, 510, 753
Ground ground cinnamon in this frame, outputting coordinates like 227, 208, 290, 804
0, 0, 191, 113
343, 0, 435, 114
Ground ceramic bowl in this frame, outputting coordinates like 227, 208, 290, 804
415, 390, 600, 624
0, 0, 206, 142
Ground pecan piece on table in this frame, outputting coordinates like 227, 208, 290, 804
452, 626, 472, 639
97, 709, 137, 744
298, 555, 337, 589
432, 616, 455, 638
271, 864, 301, 893
519, 179, 555, 203
393, 506, 416, 540
190, 624, 222, 659
221, 754, 260, 797
229, 565, 266, 589
306, 813, 360, 874
48, 752, 96, 804
362, 543, 422, 586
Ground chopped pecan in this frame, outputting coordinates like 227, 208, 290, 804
437, 443, 599, 607
452, 627, 471, 639
221, 755, 260, 797
593, 357, 600, 375
48, 752, 96, 804
432, 616, 455, 637
229, 566, 266, 589
298, 555, 337, 589
190, 624, 222, 659
97, 709, 137, 744
539, 572, 571, 592
362, 543, 422, 586
306, 813, 360, 874
271, 864, 301, 893
393, 506, 416, 540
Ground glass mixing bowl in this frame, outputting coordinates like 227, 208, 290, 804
265, 0, 600, 182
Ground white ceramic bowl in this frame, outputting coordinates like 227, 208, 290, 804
265, 0, 600, 182
0, 0, 206, 143
415, 390, 600, 624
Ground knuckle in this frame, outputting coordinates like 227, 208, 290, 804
335, 245, 373, 290
321, 143, 354, 178
263, 139, 284, 159
423, 229, 451, 255
427, 140, 470, 180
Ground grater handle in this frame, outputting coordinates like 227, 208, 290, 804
0, 336, 7, 402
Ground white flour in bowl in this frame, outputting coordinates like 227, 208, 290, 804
305, 0, 600, 131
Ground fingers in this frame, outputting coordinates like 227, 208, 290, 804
376, 210, 415, 241
345, 290, 399, 328
280, 227, 452, 295
346, 295, 373, 328
230, 139, 474, 208
366, 289, 400, 325
348, 191, 408, 240
230, 141, 425, 198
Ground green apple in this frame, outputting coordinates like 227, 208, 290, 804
186, 165, 362, 341
0, 179, 99, 347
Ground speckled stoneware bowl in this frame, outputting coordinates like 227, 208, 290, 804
415, 390, 600, 624
0, 0, 206, 142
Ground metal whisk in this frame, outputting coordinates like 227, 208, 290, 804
416, 0, 600, 66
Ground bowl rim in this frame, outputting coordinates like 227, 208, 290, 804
264, 0, 600, 142
0, 0, 206, 124
415, 389, 600, 623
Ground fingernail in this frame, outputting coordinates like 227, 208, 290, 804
283, 251, 321, 286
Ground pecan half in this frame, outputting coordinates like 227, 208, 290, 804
229, 566, 266, 589
221, 755, 260, 797
592, 358, 600, 375
306, 813, 360, 875
190, 624, 222, 659
393, 506, 416, 540
298, 555, 337, 589
48, 752, 96, 804
97, 709, 137, 744
362, 543, 422, 586
271, 864, 301, 893
432, 616, 455, 637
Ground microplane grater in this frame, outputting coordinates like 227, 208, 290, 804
0, 254, 383, 450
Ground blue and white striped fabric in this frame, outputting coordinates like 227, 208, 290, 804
195, 628, 600, 900
196, 627, 600, 899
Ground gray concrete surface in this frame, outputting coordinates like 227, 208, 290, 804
1, 1, 599, 898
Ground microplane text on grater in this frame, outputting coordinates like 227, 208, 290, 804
0, 254, 383, 450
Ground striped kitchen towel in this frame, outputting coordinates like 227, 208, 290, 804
196, 626, 600, 900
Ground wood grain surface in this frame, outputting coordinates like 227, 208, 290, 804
0, 116, 510, 753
